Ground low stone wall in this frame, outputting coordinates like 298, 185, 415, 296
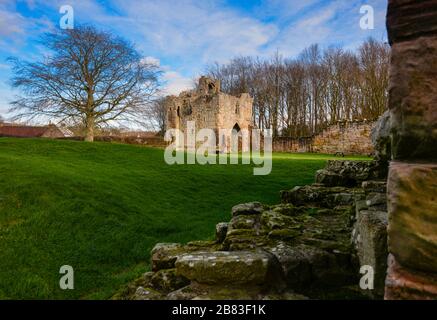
272, 137, 313, 153
272, 120, 375, 155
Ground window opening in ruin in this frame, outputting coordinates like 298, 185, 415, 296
208, 83, 215, 94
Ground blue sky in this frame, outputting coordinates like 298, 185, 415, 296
0, 0, 388, 118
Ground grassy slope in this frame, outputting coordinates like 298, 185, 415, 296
0, 138, 369, 299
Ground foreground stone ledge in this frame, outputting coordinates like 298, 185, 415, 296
175, 251, 276, 286
151, 242, 221, 272
387, 162, 437, 273
385, 254, 437, 300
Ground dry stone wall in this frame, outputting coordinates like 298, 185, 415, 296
272, 120, 375, 155
312, 121, 374, 155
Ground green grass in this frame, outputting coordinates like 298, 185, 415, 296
0, 138, 370, 299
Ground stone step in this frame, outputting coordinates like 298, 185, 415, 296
151, 242, 221, 271
281, 185, 364, 208
175, 251, 276, 285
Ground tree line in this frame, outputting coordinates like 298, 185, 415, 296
206, 38, 389, 137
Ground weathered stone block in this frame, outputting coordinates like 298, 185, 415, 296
281, 185, 363, 208
387, 0, 437, 45
389, 37, 437, 160
261, 210, 296, 230
371, 110, 391, 164
315, 169, 345, 187
366, 193, 387, 208
354, 210, 388, 297
151, 243, 184, 272
175, 251, 276, 285
149, 269, 190, 293
215, 222, 228, 243
385, 254, 437, 300
229, 215, 258, 230
231, 202, 264, 216
315, 160, 386, 187
362, 180, 387, 194
387, 162, 437, 273
151, 242, 219, 271
133, 286, 164, 300
267, 242, 357, 291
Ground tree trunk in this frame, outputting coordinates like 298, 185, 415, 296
85, 115, 95, 142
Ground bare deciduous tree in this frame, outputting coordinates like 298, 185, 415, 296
206, 38, 389, 138
8, 25, 161, 141
150, 97, 167, 136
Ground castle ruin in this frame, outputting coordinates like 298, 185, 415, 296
165, 76, 253, 152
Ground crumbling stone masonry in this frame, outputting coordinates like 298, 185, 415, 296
113, 156, 389, 300
272, 120, 375, 155
384, 0, 437, 300
165, 76, 253, 152
312, 120, 374, 155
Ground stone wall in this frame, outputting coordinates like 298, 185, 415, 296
272, 120, 375, 155
272, 137, 313, 153
384, 0, 437, 300
312, 120, 374, 155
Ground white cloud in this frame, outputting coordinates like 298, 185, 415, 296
265, 0, 387, 57
0, 9, 27, 37
161, 70, 193, 96
109, 0, 278, 63
0, 0, 388, 106
256, 0, 319, 19
141, 56, 160, 67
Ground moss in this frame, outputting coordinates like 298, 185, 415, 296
149, 268, 190, 293
222, 228, 266, 250
261, 211, 296, 230
268, 229, 301, 241
229, 215, 259, 230
187, 240, 218, 248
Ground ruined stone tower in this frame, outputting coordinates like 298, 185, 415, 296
165, 76, 253, 152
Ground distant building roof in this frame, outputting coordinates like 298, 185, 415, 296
0, 124, 65, 138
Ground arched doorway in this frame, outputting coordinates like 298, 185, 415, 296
231, 123, 242, 152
